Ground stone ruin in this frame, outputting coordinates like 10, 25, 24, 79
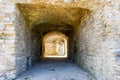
0, 0, 120, 80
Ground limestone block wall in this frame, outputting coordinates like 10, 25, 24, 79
15, 6, 30, 75
100, 1, 120, 80
30, 28, 41, 66
0, 0, 120, 80
0, 4, 17, 80
15, 6, 42, 75
74, 1, 120, 80
0, 0, 42, 79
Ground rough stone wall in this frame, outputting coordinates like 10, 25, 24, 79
0, 0, 42, 79
100, 1, 120, 80
0, 0, 120, 80
74, 1, 120, 80
15, 6, 28, 75
30, 28, 41, 66
0, 3, 17, 80
15, 6, 42, 75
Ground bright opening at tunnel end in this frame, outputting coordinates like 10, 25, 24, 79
43, 31, 68, 58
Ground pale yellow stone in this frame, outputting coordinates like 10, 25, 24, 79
4, 24, 15, 27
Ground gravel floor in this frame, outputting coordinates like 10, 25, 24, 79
15, 60, 94, 80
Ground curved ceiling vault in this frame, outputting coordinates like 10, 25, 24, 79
16, 3, 91, 29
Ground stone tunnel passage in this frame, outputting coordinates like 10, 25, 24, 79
14, 2, 98, 80
15, 60, 93, 80
43, 31, 68, 58
0, 0, 120, 80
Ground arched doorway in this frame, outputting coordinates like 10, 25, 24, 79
43, 31, 68, 58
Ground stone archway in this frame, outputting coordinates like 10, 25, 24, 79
43, 31, 68, 58
0, 0, 120, 80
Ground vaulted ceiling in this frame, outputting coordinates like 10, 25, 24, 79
17, 3, 91, 29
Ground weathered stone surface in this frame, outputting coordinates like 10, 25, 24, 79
73, 1, 120, 80
0, 0, 120, 80
17, 3, 90, 28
